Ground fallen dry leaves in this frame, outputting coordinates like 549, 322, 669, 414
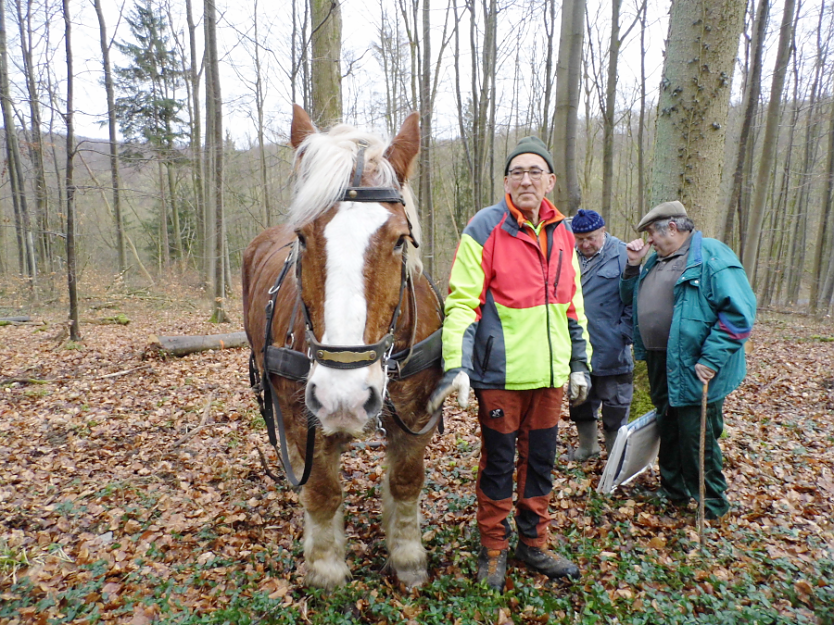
1, 290, 832, 624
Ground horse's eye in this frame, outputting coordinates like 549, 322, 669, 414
296, 232, 307, 249
394, 236, 406, 251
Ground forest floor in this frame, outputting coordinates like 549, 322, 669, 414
0, 279, 833, 624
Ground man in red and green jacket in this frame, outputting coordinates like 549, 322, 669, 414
427, 136, 591, 591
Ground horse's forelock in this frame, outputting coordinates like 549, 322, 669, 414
288, 122, 423, 275
289, 125, 400, 227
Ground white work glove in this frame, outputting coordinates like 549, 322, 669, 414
426, 368, 470, 414
569, 371, 590, 404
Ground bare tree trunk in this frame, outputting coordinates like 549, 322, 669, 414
167, 157, 183, 262
310, 0, 342, 127
552, 0, 585, 214
419, 0, 433, 275
541, 0, 557, 144
156, 158, 170, 270
810, 104, 834, 313
742, 0, 795, 285
650, 0, 745, 232
205, 0, 228, 323
0, 0, 35, 288
600, 0, 621, 220
185, 0, 206, 278
203, 2, 215, 288
16, 0, 51, 273
761, 95, 795, 306
63, 0, 79, 341
786, 13, 825, 305
637, 0, 648, 218
721, 0, 768, 245
253, 0, 271, 229
93, 0, 125, 275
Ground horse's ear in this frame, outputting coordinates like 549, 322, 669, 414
291, 105, 317, 149
385, 112, 421, 183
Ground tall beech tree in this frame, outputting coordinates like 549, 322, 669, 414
742, 0, 796, 285
0, 0, 36, 285
94, 0, 127, 275
15, 0, 51, 272
650, 0, 745, 233
205, 0, 228, 323
552, 0, 585, 214
63, 0, 79, 340
310, 0, 342, 127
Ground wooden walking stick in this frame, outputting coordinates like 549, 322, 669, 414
698, 380, 709, 549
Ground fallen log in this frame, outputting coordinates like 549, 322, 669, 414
0, 316, 33, 326
83, 314, 130, 326
148, 331, 248, 357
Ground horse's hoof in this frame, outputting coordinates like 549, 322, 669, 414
396, 566, 428, 589
383, 558, 428, 589
305, 559, 351, 590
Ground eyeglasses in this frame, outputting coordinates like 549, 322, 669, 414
507, 167, 545, 181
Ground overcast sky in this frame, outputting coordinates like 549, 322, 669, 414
10, 0, 796, 147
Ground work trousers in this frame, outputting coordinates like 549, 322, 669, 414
568, 372, 633, 432
645, 351, 729, 519
474, 387, 562, 550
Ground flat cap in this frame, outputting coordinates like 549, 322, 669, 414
637, 201, 688, 232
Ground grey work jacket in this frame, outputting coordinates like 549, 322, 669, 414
578, 234, 633, 376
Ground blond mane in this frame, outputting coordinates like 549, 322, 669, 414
289, 123, 422, 274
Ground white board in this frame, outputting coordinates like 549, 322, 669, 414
597, 410, 660, 495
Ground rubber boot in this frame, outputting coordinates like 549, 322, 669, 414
604, 428, 619, 454
574, 420, 600, 461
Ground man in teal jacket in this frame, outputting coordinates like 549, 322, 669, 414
620, 201, 756, 519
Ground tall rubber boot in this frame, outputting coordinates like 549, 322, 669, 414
604, 428, 619, 454
574, 420, 600, 461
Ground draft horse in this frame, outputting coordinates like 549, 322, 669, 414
242, 106, 444, 589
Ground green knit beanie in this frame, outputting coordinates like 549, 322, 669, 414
504, 136, 555, 175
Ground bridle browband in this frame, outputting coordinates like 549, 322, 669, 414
252, 139, 441, 488
337, 140, 406, 206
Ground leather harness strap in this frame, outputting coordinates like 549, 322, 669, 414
258, 242, 316, 488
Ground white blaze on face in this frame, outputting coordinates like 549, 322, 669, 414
306, 202, 391, 435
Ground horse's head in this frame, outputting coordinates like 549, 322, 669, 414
288, 106, 421, 437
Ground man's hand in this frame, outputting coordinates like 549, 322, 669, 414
695, 363, 716, 385
569, 371, 590, 404
625, 238, 650, 266
426, 368, 470, 414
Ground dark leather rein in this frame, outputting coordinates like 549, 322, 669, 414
249, 143, 443, 487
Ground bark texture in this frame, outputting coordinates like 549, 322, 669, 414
310, 0, 342, 128
650, 0, 745, 234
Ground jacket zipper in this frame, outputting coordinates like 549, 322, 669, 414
544, 248, 562, 388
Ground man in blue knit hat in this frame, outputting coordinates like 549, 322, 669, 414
569, 209, 634, 459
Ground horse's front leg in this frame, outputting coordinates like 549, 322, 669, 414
382, 430, 430, 588
298, 435, 350, 589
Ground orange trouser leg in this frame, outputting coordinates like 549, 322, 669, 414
475, 387, 562, 550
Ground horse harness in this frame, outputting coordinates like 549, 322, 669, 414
249, 142, 444, 487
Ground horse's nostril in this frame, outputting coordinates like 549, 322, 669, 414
306, 383, 323, 413
364, 386, 382, 417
